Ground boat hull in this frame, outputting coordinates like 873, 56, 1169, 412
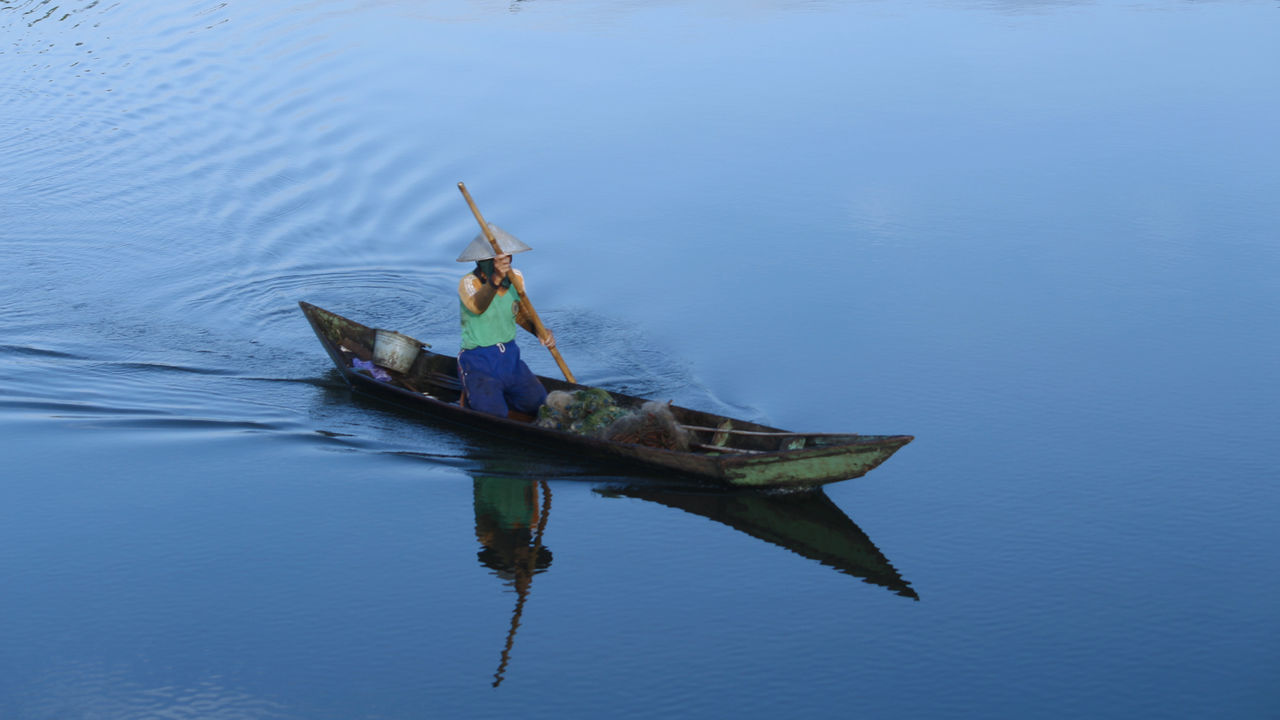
299, 302, 912, 489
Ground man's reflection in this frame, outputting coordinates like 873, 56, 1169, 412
473, 477, 552, 687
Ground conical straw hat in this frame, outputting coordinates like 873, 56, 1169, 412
455, 224, 532, 262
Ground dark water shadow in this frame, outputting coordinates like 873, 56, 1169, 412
598, 484, 918, 600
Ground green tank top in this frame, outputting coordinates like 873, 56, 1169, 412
460, 284, 521, 350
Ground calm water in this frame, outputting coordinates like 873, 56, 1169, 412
3, 0, 1278, 717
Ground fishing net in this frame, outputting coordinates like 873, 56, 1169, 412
536, 389, 692, 452
604, 400, 692, 452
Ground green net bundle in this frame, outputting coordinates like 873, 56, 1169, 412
536, 389, 625, 435
536, 389, 692, 452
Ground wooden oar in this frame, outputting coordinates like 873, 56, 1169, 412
457, 181, 576, 383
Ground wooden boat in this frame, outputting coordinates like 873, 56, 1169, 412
300, 302, 912, 489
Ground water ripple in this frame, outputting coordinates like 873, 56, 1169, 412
12, 664, 292, 720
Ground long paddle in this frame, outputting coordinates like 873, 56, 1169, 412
457, 181, 576, 383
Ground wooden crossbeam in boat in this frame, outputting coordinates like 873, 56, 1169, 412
338, 338, 372, 362
427, 371, 463, 391
683, 425, 812, 438
692, 443, 768, 454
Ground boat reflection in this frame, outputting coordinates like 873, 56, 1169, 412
597, 485, 918, 600
471, 472, 916, 688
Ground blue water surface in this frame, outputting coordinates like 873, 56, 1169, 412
2, 0, 1278, 717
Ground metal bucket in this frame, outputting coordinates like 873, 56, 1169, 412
373, 329, 420, 374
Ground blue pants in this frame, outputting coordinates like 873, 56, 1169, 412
457, 341, 547, 418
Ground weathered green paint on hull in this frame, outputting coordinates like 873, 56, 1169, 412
720, 438, 913, 488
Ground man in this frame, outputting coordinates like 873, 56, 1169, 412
456, 225, 556, 418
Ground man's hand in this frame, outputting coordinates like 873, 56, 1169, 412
491, 254, 511, 286
540, 329, 556, 350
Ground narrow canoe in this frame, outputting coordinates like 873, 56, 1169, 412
299, 301, 912, 489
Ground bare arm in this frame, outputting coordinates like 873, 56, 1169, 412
460, 273, 501, 314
